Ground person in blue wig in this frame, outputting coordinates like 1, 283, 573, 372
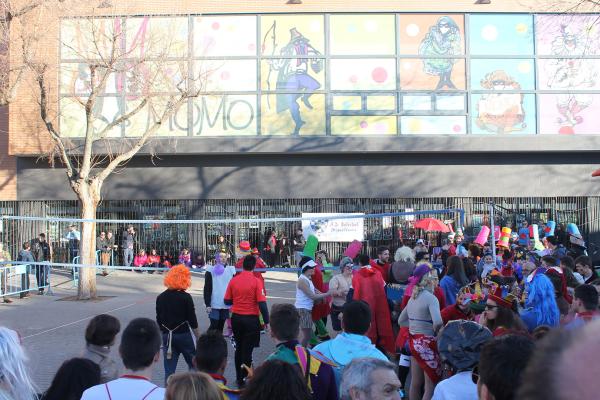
520, 273, 560, 332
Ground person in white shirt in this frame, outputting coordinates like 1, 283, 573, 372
295, 256, 332, 347
81, 318, 165, 400
433, 320, 492, 400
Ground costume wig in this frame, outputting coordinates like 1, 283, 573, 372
409, 262, 438, 299
525, 274, 560, 328
164, 264, 191, 291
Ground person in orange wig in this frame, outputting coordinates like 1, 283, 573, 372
156, 265, 201, 384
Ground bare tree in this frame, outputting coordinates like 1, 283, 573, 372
0, 0, 63, 106
29, 14, 206, 299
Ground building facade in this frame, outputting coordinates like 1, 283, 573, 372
3, 1, 600, 259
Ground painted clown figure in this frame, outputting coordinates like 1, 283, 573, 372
419, 16, 462, 90
547, 24, 598, 133
269, 27, 323, 135
476, 70, 526, 134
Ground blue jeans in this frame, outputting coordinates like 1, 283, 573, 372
162, 332, 195, 384
123, 248, 134, 267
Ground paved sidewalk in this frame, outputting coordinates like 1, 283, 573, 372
0, 269, 298, 391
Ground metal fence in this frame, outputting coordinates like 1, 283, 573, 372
0, 263, 51, 298
0, 197, 598, 266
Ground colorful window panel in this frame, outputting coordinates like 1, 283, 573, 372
330, 14, 396, 55
400, 116, 466, 134
535, 15, 600, 56
538, 94, 600, 135
470, 59, 535, 91
469, 14, 534, 56
125, 97, 189, 137
470, 94, 536, 135
400, 59, 466, 90
126, 17, 188, 58
260, 93, 326, 136
194, 16, 257, 57
330, 59, 396, 91
192, 95, 257, 136
398, 15, 465, 56
331, 116, 397, 135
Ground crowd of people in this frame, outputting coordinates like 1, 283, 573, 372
3, 220, 600, 399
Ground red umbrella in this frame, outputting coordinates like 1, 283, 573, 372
414, 217, 450, 233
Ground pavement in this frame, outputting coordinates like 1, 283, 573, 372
0, 268, 299, 392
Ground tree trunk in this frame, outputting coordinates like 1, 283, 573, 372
76, 181, 100, 300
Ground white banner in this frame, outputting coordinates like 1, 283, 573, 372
301, 213, 364, 242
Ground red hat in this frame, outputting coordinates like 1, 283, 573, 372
251, 247, 260, 256
487, 286, 515, 310
239, 241, 251, 252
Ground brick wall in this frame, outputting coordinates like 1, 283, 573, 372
0, 106, 16, 199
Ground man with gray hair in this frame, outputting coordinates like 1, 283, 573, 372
340, 357, 402, 400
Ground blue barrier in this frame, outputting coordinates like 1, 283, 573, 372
0, 263, 51, 298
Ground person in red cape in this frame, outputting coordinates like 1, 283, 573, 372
370, 246, 392, 283
311, 255, 331, 340
350, 254, 395, 355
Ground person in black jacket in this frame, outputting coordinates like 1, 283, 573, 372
156, 264, 201, 385
31, 233, 52, 294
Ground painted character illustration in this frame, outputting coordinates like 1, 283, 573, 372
268, 27, 323, 135
419, 16, 462, 90
476, 70, 526, 134
547, 24, 598, 133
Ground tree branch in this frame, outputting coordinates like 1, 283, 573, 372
95, 95, 187, 183
36, 68, 76, 179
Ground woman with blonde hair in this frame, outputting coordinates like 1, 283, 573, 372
398, 263, 443, 400
165, 371, 222, 400
156, 265, 201, 385
0, 327, 37, 400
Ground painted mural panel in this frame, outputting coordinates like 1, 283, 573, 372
194, 16, 257, 57
60, 63, 120, 95
332, 95, 362, 111
536, 15, 600, 56
398, 14, 465, 55
58, 13, 600, 136
60, 96, 123, 137
470, 59, 535, 91
126, 17, 188, 58
197, 60, 257, 92
330, 59, 396, 91
538, 58, 600, 91
471, 94, 536, 134
367, 95, 397, 111
398, 15, 464, 92
469, 14, 534, 56
261, 93, 325, 135
125, 97, 188, 137
331, 116, 397, 135
192, 95, 257, 136
124, 61, 188, 95
260, 15, 325, 57
61, 18, 121, 60
400, 59, 465, 90
329, 14, 395, 55
538, 94, 600, 135
400, 116, 466, 134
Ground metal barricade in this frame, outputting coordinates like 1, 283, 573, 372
0, 262, 51, 298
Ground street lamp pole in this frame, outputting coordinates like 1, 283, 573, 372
489, 201, 496, 261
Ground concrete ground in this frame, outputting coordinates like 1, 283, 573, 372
0, 268, 299, 392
